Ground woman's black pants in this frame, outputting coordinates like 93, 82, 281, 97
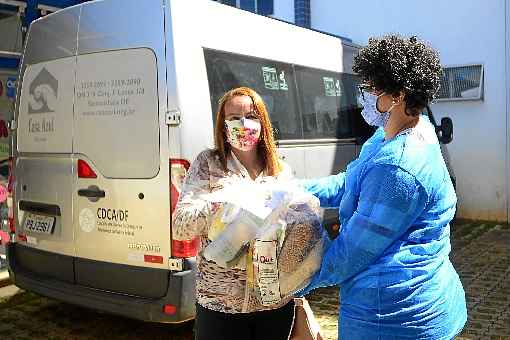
194, 301, 295, 340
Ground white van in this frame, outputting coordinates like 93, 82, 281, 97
7, 0, 453, 323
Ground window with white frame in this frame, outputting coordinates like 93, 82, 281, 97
436, 64, 484, 101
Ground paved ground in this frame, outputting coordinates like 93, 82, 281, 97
306, 220, 510, 340
0, 291, 194, 340
0, 220, 509, 339
450, 222, 510, 339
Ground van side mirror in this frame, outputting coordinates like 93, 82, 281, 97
436, 117, 453, 144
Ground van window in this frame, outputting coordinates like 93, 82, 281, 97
204, 49, 368, 142
295, 66, 360, 139
17, 56, 76, 153
204, 49, 301, 140
74, 49, 159, 179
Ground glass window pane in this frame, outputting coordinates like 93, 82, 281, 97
296, 66, 361, 139
0, 13, 23, 53
257, 0, 274, 15
204, 49, 302, 140
74, 49, 160, 178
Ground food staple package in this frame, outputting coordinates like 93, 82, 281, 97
201, 179, 326, 306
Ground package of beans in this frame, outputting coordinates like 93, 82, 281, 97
248, 190, 326, 306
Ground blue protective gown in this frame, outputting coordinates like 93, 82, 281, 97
302, 117, 467, 339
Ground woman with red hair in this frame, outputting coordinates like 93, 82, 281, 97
173, 87, 295, 340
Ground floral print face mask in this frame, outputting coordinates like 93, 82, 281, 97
224, 117, 261, 151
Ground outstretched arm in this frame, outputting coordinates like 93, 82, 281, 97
301, 164, 428, 293
302, 172, 346, 209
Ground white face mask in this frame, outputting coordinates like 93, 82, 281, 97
224, 117, 261, 151
358, 91, 395, 127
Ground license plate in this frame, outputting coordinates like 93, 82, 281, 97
24, 213, 55, 234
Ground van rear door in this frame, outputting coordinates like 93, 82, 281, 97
72, 48, 170, 297
16, 57, 76, 257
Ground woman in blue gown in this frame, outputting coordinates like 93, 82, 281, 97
301, 35, 467, 339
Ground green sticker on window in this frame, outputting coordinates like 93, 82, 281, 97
324, 77, 342, 97
335, 79, 342, 96
262, 67, 279, 90
323, 77, 336, 96
279, 71, 288, 91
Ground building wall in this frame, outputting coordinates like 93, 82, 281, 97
293, 0, 506, 221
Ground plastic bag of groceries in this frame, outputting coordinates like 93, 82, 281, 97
200, 178, 326, 306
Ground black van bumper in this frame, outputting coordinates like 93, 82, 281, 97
6, 243, 197, 323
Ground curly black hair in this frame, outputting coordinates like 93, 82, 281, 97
353, 34, 443, 116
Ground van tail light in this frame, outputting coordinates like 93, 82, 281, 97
78, 159, 97, 178
172, 237, 199, 258
7, 157, 15, 233
169, 159, 197, 258
169, 159, 190, 215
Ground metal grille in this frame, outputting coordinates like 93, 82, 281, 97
436, 64, 484, 101
257, 0, 274, 15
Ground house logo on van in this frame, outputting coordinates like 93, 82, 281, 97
79, 208, 96, 233
28, 67, 58, 114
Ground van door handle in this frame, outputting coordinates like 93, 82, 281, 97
78, 187, 105, 198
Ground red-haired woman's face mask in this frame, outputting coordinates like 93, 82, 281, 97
224, 96, 261, 151
225, 118, 261, 151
